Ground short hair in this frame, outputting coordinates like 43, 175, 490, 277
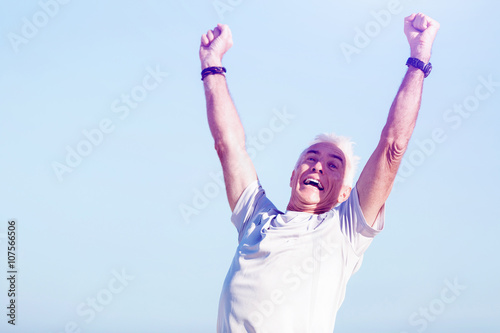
294, 133, 360, 187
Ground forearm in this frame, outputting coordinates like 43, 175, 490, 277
203, 62, 246, 151
381, 66, 424, 148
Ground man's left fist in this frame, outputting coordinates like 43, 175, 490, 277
404, 13, 440, 63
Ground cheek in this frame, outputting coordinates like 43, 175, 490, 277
292, 173, 303, 190
337, 167, 346, 179
327, 172, 344, 189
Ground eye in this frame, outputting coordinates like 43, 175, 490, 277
329, 163, 337, 169
307, 157, 316, 162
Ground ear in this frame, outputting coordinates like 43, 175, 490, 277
289, 170, 295, 188
337, 185, 352, 204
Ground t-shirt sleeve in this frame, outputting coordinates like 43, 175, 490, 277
231, 180, 271, 240
338, 184, 385, 257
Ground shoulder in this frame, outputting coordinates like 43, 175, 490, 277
231, 180, 279, 234
337, 185, 384, 235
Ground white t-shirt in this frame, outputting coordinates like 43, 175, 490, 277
217, 180, 384, 333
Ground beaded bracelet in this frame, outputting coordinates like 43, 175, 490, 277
201, 66, 226, 80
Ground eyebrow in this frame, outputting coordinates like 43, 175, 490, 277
306, 150, 344, 165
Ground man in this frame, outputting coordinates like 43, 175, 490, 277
199, 13, 439, 332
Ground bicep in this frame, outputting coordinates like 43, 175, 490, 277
356, 139, 405, 226
216, 143, 258, 212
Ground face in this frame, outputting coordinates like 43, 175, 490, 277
287, 142, 351, 214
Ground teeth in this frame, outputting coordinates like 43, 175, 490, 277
304, 178, 324, 190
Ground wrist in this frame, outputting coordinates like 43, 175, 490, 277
411, 55, 430, 64
201, 66, 226, 81
201, 56, 222, 70
406, 66, 424, 76
410, 50, 431, 64
406, 57, 432, 78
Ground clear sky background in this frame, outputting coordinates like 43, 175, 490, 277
1, 0, 499, 332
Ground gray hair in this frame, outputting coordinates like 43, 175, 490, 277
294, 133, 360, 188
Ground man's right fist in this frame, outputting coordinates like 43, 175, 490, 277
199, 24, 233, 69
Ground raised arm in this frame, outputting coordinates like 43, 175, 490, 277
356, 13, 440, 225
200, 24, 257, 211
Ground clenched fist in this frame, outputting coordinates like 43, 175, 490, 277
199, 24, 233, 69
404, 13, 440, 63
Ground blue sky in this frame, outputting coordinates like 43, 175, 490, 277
1, 0, 499, 332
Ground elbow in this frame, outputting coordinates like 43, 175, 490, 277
380, 118, 416, 158
381, 125, 412, 156
213, 139, 229, 158
388, 139, 407, 166
213, 136, 246, 159
380, 134, 409, 167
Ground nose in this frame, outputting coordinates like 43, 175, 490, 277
312, 162, 323, 174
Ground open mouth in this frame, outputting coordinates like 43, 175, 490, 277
303, 178, 324, 191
